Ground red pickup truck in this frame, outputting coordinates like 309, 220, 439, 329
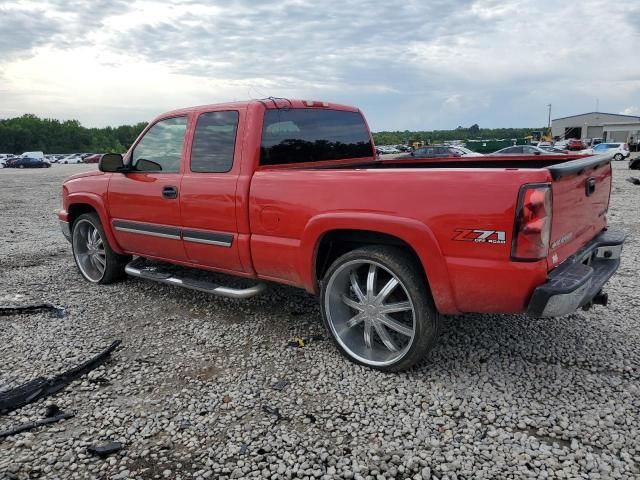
59, 99, 625, 371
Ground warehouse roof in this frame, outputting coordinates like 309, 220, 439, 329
552, 112, 640, 122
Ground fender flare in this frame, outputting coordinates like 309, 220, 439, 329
299, 212, 459, 314
66, 192, 125, 255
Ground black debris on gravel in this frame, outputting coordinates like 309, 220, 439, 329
0, 340, 122, 415
0, 303, 66, 318
272, 379, 289, 391
261, 405, 290, 423
87, 441, 124, 458
0, 410, 74, 440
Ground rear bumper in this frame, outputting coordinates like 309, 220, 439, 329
527, 230, 625, 317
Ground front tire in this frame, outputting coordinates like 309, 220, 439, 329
71, 213, 130, 284
320, 246, 439, 371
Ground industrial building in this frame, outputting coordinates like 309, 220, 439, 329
551, 112, 640, 143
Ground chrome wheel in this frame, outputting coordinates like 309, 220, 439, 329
73, 219, 107, 282
324, 259, 416, 367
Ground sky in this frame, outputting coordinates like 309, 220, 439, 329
1, 0, 639, 131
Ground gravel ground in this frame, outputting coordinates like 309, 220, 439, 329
0, 161, 639, 480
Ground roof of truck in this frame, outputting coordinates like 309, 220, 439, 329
158, 98, 360, 119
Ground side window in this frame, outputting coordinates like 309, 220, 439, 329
132, 116, 187, 172
260, 108, 373, 165
191, 111, 239, 173
523, 146, 536, 154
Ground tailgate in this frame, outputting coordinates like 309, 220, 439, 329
546, 153, 613, 268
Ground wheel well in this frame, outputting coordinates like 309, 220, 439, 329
68, 203, 97, 227
315, 229, 428, 283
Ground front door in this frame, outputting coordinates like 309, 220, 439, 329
179, 109, 245, 273
108, 115, 189, 262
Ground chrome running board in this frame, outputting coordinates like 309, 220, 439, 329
125, 258, 266, 299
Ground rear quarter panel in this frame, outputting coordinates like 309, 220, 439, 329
249, 167, 551, 314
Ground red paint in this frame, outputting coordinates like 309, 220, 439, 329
60, 99, 613, 316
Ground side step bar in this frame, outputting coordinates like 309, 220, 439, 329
125, 258, 266, 299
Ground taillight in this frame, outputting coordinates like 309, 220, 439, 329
624, 143, 628, 151
511, 184, 552, 261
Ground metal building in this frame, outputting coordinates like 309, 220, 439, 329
551, 112, 640, 142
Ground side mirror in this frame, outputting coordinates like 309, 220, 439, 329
99, 153, 125, 172
410, 151, 415, 157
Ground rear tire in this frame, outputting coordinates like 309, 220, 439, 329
614, 153, 623, 161
320, 246, 439, 371
71, 213, 130, 284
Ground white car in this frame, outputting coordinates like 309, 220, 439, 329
19, 151, 45, 160
449, 145, 482, 157
490, 145, 563, 156
582, 142, 630, 160
59, 155, 85, 164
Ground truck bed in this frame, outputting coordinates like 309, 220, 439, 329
302, 153, 607, 172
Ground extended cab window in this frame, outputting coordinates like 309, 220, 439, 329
191, 111, 239, 172
260, 109, 373, 165
132, 116, 187, 172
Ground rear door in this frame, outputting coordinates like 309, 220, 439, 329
108, 115, 189, 261
179, 109, 245, 273
546, 157, 612, 268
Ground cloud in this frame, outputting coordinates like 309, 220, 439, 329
0, 0, 638, 130
621, 106, 640, 116
0, 7, 63, 61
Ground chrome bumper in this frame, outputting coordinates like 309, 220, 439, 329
527, 230, 625, 317
60, 220, 71, 243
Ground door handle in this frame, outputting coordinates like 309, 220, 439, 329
162, 185, 178, 199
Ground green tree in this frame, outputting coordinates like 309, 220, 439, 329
0, 114, 147, 154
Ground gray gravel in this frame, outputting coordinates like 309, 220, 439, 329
1, 161, 639, 479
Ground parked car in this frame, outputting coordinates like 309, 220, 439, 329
83, 154, 102, 163
630, 157, 640, 170
376, 145, 401, 154
58, 98, 624, 371
5, 157, 51, 168
0, 154, 12, 167
582, 143, 630, 161
19, 151, 45, 160
489, 145, 563, 155
448, 145, 483, 157
60, 154, 85, 164
402, 145, 462, 158
553, 140, 569, 149
566, 139, 586, 151
539, 146, 569, 154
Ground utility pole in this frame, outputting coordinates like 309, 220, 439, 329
547, 104, 552, 132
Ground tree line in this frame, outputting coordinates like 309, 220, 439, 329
372, 125, 541, 146
0, 114, 147, 154
0, 114, 540, 154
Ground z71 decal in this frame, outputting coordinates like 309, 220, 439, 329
453, 229, 506, 244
